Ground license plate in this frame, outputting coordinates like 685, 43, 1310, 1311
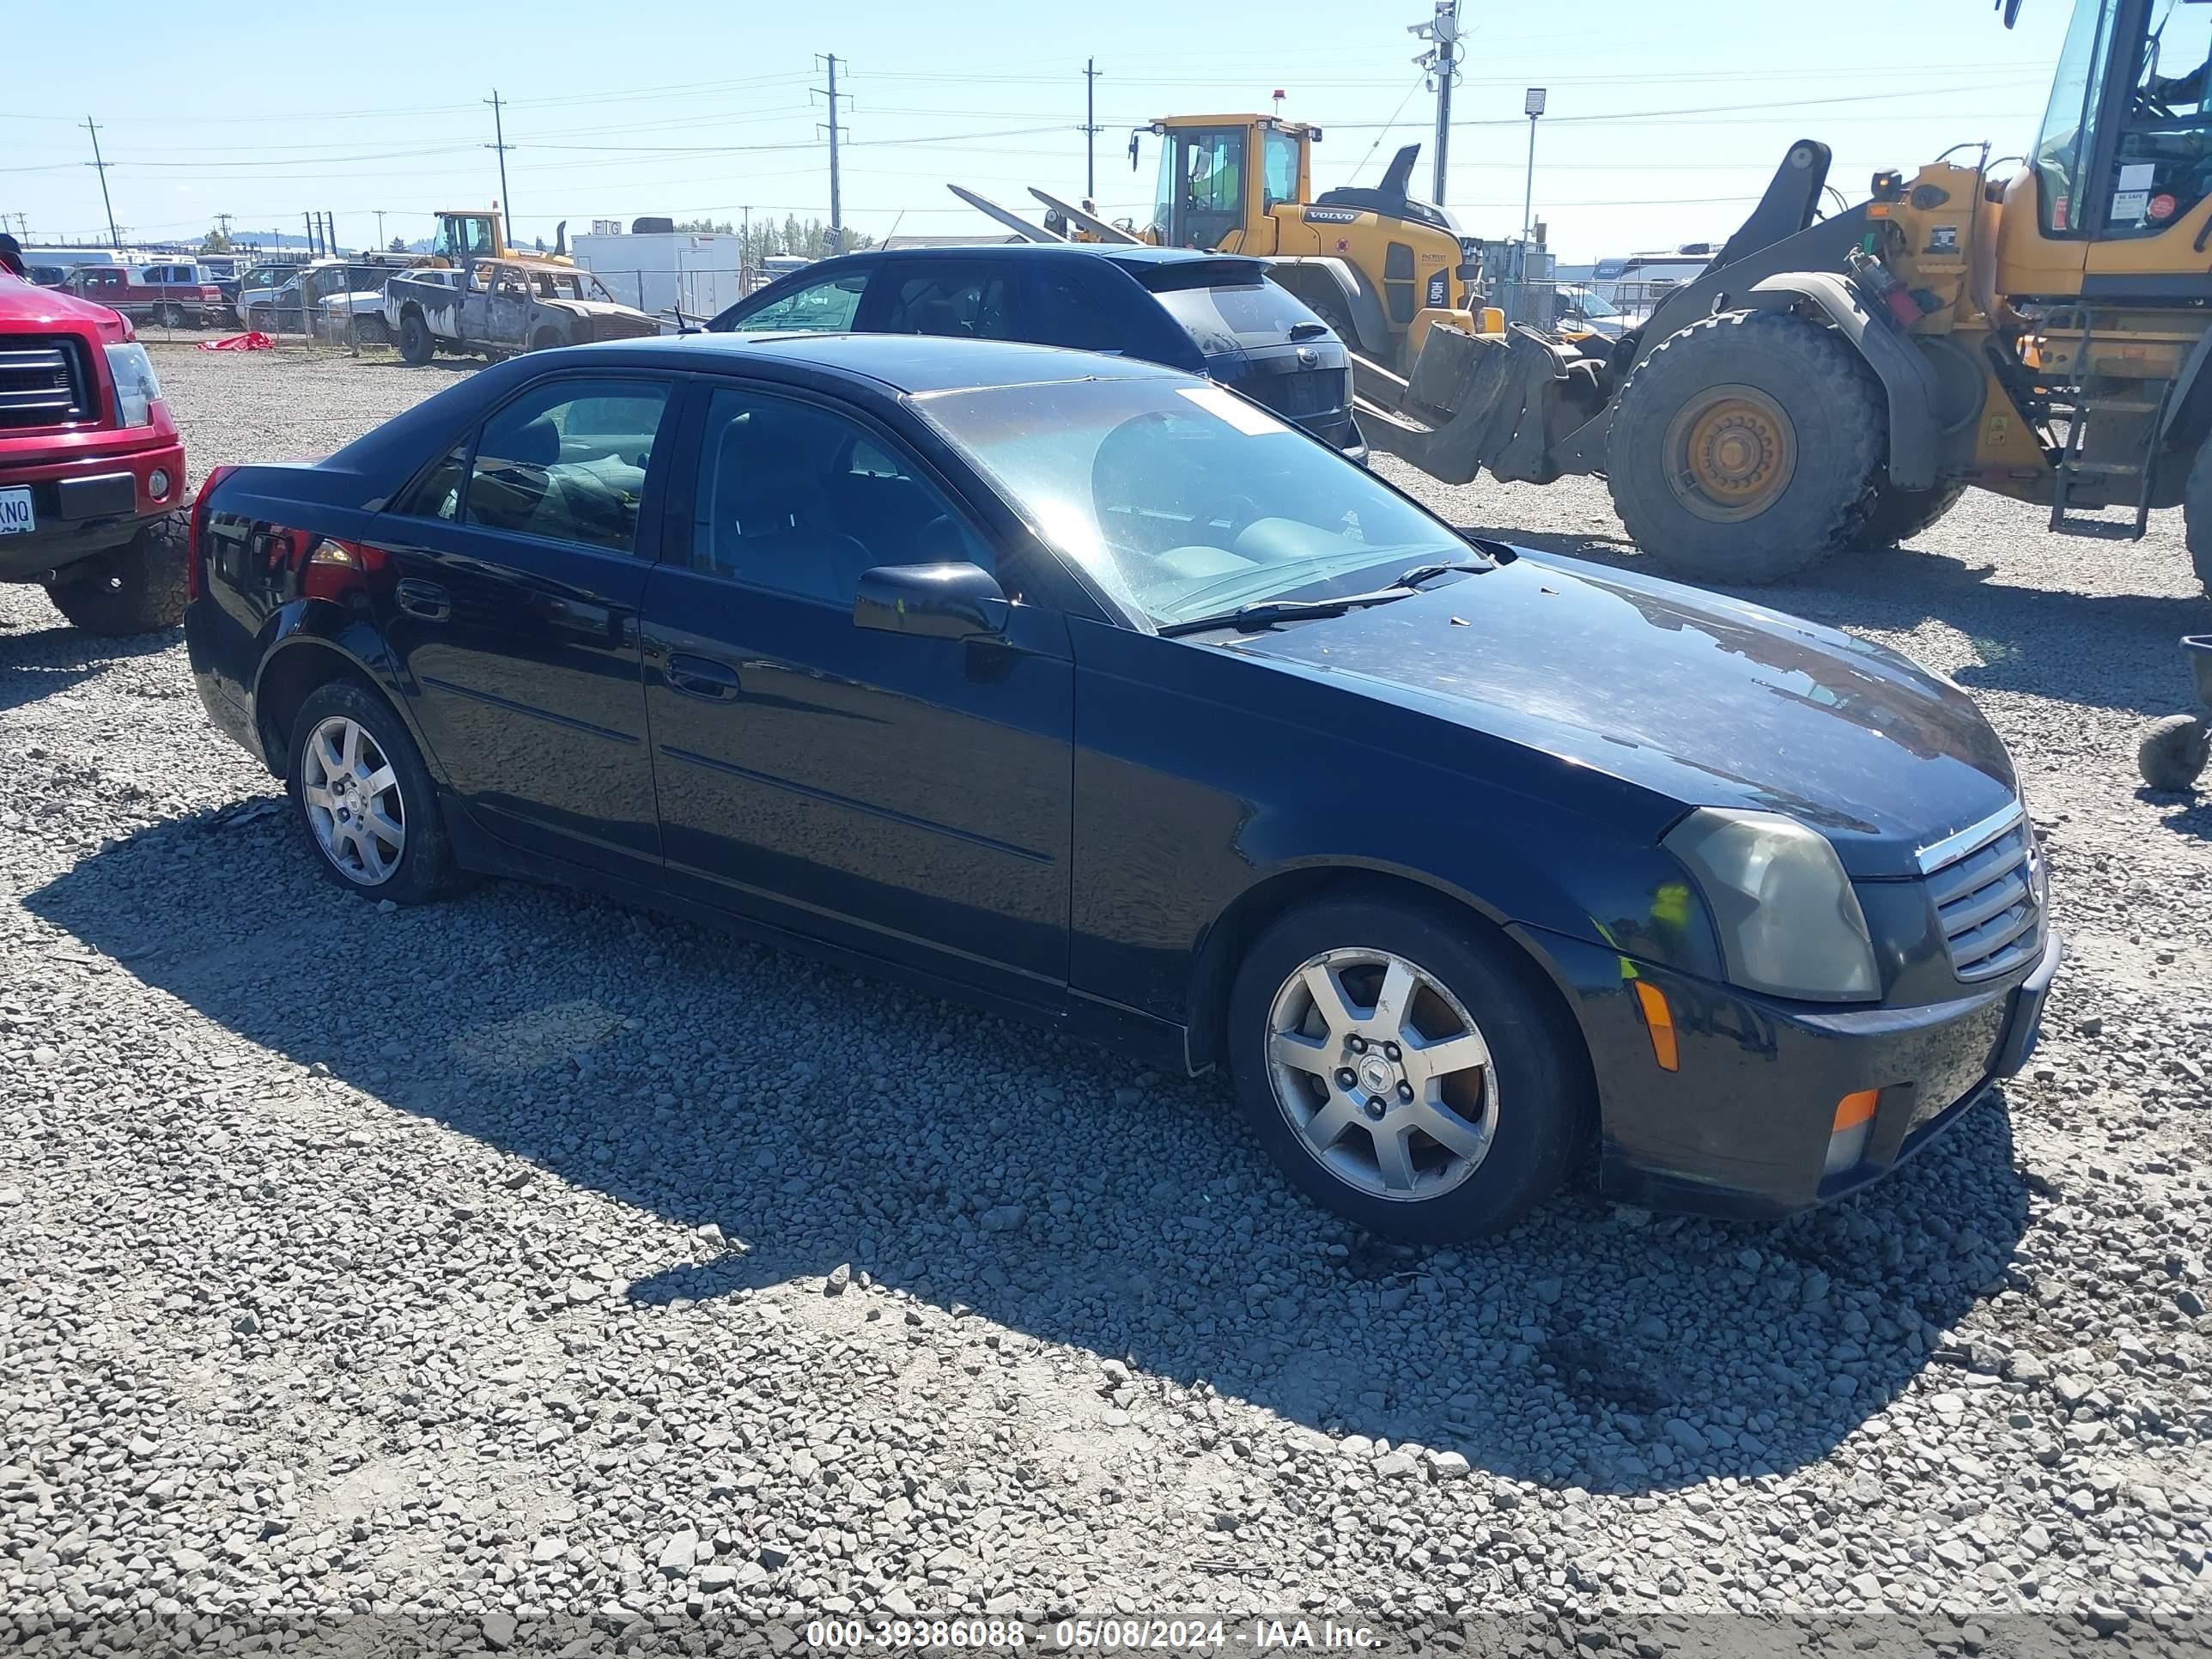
0, 487, 34, 536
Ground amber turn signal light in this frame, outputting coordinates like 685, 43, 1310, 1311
1632, 981, 1679, 1073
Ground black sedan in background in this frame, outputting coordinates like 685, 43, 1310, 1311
708, 243, 1366, 463
183, 332, 2058, 1241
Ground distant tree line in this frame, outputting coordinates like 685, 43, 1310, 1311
671, 215, 877, 263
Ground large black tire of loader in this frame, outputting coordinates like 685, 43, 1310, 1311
1856, 479, 1967, 550
1606, 308, 1886, 585
2183, 434, 2212, 599
398, 312, 434, 367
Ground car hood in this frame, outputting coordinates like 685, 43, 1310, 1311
1213, 549, 2019, 878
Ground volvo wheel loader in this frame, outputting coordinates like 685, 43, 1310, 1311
1363, 0, 2212, 599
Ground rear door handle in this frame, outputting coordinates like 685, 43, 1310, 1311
395, 577, 451, 621
667, 653, 741, 700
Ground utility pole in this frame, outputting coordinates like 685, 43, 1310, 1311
326, 210, 338, 254
1083, 58, 1102, 202
304, 212, 317, 256
1522, 88, 1546, 240
83, 117, 120, 250
374, 210, 386, 250
1408, 2, 1461, 206
741, 204, 751, 289
486, 90, 514, 248
815, 55, 846, 257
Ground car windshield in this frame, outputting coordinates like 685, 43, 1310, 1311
914, 376, 1468, 626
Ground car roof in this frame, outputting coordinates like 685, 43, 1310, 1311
659, 330, 1188, 393
802, 242, 1260, 276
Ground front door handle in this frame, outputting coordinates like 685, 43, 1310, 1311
395, 577, 451, 621
667, 653, 741, 700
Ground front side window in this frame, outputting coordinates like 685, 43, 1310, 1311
881, 267, 1013, 338
2107, 0, 2212, 234
1262, 129, 1300, 211
691, 388, 993, 602
2036, 0, 2120, 233
464, 379, 670, 554
916, 377, 1462, 627
732, 270, 869, 333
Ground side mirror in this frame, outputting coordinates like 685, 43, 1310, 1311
853, 562, 1009, 640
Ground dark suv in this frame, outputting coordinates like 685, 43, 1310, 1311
708, 244, 1364, 461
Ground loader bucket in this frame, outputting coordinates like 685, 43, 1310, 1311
1355, 324, 1574, 487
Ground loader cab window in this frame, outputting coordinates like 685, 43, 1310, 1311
2106, 0, 2212, 235
1261, 129, 1300, 211
1156, 128, 1247, 250
435, 216, 499, 263
2034, 0, 2118, 233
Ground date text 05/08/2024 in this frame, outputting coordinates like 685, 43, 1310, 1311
804, 1618, 1384, 1651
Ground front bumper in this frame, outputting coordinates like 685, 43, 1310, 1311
1520, 923, 2062, 1219
0, 437, 187, 582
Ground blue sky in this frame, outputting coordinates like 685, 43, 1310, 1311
6, 0, 2075, 262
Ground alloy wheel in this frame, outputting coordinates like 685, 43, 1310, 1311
1264, 947, 1498, 1201
301, 715, 405, 885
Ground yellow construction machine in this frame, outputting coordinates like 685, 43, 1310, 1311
1359, 0, 2212, 598
427, 208, 574, 268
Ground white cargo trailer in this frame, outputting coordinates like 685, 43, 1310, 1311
571, 231, 746, 325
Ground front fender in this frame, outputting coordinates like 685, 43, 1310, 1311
1742, 272, 1948, 490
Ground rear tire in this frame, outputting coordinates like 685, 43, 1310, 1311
286, 679, 460, 905
1857, 479, 1966, 549
398, 312, 434, 366
2182, 434, 2212, 599
1607, 308, 1886, 584
46, 515, 188, 636
1225, 894, 1591, 1243
2138, 714, 2211, 792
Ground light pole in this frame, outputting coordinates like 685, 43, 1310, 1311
1522, 87, 1546, 242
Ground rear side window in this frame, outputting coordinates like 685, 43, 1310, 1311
464, 379, 672, 554
1150, 279, 1320, 353
1027, 264, 1127, 354
734, 270, 869, 332
881, 266, 1014, 339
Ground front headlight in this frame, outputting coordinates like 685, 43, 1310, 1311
1663, 808, 1879, 1002
103, 342, 162, 428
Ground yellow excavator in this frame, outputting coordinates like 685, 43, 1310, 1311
1358, 0, 2212, 603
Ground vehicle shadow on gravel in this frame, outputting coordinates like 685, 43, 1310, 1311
27, 806, 2033, 1497
1488, 530, 2210, 716
0, 623, 176, 714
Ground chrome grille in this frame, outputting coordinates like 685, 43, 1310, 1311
0, 337, 92, 429
1920, 805, 2044, 982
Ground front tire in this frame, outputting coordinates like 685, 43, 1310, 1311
286, 680, 459, 905
46, 515, 188, 635
398, 312, 434, 366
1226, 895, 1592, 1243
1607, 308, 1886, 584
2182, 434, 2212, 599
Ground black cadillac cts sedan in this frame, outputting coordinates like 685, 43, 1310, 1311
183, 331, 2061, 1242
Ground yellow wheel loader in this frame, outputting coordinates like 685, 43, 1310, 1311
1362, 0, 2212, 598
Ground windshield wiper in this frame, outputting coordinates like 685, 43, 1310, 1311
1157, 560, 1489, 639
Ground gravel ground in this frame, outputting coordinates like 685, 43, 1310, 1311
3, 343, 2210, 1654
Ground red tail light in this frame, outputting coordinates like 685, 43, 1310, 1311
185, 464, 240, 602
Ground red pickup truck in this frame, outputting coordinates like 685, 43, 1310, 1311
0, 270, 189, 635
62, 262, 227, 328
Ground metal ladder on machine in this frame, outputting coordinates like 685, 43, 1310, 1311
2046, 307, 2173, 539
